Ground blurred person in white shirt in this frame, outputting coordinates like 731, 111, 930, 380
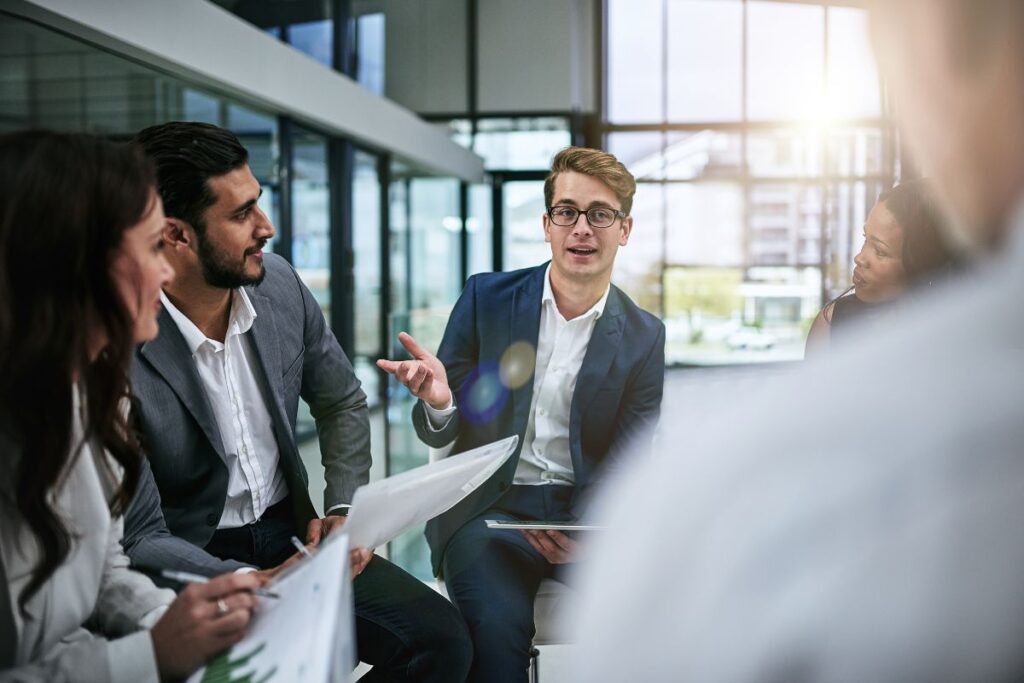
569, 1, 1024, 681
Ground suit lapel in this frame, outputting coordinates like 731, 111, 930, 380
510, 265, 546, 438
572, 287, 625, 421
140, 308, 226, 460
244, 289, 286, 413
245, 288, 317, 527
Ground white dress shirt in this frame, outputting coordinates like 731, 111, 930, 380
427, 264, 608, 486
162, 290, 287, 528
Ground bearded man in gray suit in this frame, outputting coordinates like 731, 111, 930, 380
122, 121, 470, 682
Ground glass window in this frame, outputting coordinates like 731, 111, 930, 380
183, 89, 220, 124
385, 165, 461, 580
666, 0, 743, 122
607, 132, 667, 181
826, 127, 884, 177
606, 0, 664, 123
388, 172, 411, 315
291, 128, 331, 321
289, 20, 333, 67
468, 184, 494, 275
356, 12, 385, 95
613, 183, 665, 317
409, 177, 461, 313
604, 2, 891, 365
746, 2, 825, 122
472, 117, 571, 171
748, 183, 824, 267
827, 7, 881, 120
746, 130, 823, 178
666, 131, 743, 180
664, 182, 745, 266
503, 181, 549, 271
663, 265, 818, 365
353, 149, 382, 407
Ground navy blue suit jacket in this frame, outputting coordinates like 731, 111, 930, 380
413, 263, 665, 575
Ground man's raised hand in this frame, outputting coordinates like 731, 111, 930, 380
376, 332, 452, 410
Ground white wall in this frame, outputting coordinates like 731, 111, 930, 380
477, 0, 595, 114
377, 0, 597, 116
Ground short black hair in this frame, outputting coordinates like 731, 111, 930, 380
132, 121, 248, 232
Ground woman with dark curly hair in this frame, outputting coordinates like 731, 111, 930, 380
805, 179, 958, 356
0, 131, 264, 682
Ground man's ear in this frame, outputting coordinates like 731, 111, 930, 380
618, 215, 633, 247
163, 217, 192, 250
542, 213, 552, 243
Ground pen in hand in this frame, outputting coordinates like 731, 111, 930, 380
134, 566, 280, 599
290, 535, 314, 558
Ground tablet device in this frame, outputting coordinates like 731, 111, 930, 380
485, 519, 605, 532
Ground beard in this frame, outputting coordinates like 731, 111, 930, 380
196, 230, 267, 289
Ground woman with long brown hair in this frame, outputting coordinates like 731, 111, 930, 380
0, 131, 263, 682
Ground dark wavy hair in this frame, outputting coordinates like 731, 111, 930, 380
0, 131, 154, 612
877, 178, 958, 284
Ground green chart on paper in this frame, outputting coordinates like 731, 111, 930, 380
187, 532, 353, 683
199, 643, 277, 683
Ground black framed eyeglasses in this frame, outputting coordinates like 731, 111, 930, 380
547, 205, 626, 229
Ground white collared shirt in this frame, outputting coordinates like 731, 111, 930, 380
515, 265, 608, 485
162, 290, 287, 528
426, 264, 609, 486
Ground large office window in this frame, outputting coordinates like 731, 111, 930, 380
385, 163, 462, 579
605, 0, 894, 365
353, 149, 383, 407
291, 127, 332, 320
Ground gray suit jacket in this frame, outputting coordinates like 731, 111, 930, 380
122, 457, 248, 579
126, 253, 370, 553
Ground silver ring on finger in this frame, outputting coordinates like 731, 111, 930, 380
216, 598, 230, 617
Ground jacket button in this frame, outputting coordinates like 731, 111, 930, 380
206, 513, 218, 526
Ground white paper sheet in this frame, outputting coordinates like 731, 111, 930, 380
187, 531, 354, 683
344, 435, 519, 550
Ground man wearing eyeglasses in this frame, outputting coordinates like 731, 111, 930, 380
378, 146, 665, 681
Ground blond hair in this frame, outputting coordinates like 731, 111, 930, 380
544, 146, 637, 215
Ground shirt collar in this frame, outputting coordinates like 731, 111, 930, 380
542, 263, 610, 321
160, 288, 257, 354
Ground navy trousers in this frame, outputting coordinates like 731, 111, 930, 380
442, 485, 575, 683
205, 497, 472, 683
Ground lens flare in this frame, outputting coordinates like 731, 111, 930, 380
459, 362, 509, 425
499, 341, 536, 390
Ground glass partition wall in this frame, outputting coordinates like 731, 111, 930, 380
0, 11, 463, 571
384, 163, 463, 579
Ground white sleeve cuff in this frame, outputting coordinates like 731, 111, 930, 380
326, 503, 351, 515
106, 630, 161, 683
423, 396, 456, 431
137, 604, 167, 630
